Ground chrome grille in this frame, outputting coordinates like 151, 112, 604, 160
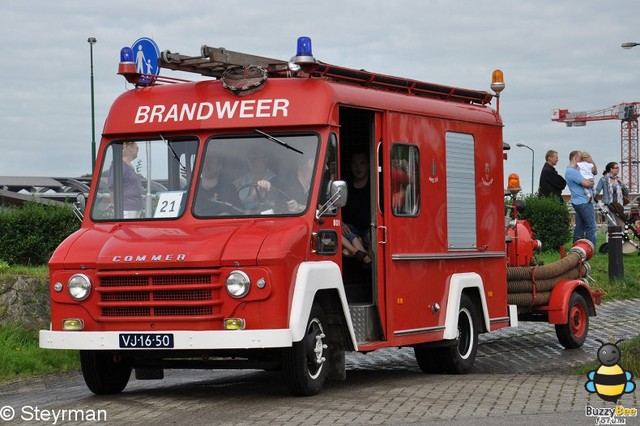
97, 271, 222, 320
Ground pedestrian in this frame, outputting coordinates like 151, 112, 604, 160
577, 152, 597, 201
595, 162, 628, 205
108, 141, 144, 219
595, 162, 629, 223
538, 149, 566, 200
565, 150, 596, 247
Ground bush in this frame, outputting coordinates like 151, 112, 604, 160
519, 194, 572, 252
0, 202, 80, 265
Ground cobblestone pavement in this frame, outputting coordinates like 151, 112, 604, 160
0, 299, 638, 425
348, 297, 640, 375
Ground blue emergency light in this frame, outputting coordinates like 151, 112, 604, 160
297, 37, 313, 57
291, 36, 317, 65
118, 46, 137, 82
120, 47, 134, 63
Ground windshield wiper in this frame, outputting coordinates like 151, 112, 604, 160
254, 129, 303, 155
160, 134, 186, 171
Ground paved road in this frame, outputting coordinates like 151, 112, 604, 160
1, 299, 639, 425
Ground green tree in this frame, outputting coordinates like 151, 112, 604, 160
519, 194, 572, 252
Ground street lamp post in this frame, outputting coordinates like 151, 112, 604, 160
516, 143, 535, 194
88, 37, 97, 172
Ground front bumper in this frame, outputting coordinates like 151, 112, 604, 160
39, 329, 293, 350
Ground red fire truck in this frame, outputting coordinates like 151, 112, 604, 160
40, 37, 600, 396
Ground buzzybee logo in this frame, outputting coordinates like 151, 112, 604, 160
585, 340, 635, 403
583, 340, 637, 425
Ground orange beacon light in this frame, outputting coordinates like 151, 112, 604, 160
507, 173, 522, 195
491, 69, 505, 95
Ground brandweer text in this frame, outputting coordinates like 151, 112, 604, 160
134, 99, 289, 124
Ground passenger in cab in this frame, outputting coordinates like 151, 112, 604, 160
282, 154, 315, 212
341, 152, 372, 265
194, 150, 241, 216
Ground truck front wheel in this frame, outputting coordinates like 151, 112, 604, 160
283, 304, 330, 396
80, 350, 132, 395
555, 292, 589, 349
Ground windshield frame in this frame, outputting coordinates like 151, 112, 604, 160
192, 132, 321, 219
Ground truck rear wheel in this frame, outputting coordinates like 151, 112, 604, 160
283, 304, 329, 396
555, 292, 589, 349
80, 350, 132, 395
414, 346, 444, 373
439, 294, 479, 374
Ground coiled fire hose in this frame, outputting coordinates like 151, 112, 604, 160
506, 240, 592, 306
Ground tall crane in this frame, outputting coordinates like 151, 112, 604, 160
551, 102, 640, 193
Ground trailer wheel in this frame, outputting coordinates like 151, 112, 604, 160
439, 294, 479, 374
283, 304, 330, 396
80, 350, 132, 395
555, 292, 589, 349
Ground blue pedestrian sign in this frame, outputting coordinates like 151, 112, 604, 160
131, 37, 160, 84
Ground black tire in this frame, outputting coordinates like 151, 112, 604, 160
80, 351, 132, 395
555, 292, 589, 349
283, 304, 330, 396
599, 242, 609, 254
439, 294, 480, 374
414, 346, 444, 373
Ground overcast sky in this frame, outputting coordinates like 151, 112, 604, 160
1, 1, 640, 194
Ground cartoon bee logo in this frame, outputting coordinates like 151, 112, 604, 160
585, 339, 636, 403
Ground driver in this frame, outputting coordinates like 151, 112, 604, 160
233, 146, 275, 210
256, 153, 314, 213
194, 151, 241, 216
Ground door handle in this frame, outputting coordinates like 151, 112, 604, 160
378, 226, 387, 245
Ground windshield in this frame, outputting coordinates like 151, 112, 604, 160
91, 138, 198, 220
193, 134, 319, 217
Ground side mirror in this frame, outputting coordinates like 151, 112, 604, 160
330, 180, 348, 208
76, 193, 86, 211
316, 180, 348, 219
72, 193, 86, 221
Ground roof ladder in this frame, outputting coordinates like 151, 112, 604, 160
158, 45, 493, 105
159, 45, 290, 78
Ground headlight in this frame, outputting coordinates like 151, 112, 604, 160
68, 274, 92, 301
226, 270, 250, 298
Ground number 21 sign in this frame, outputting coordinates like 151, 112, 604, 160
154, 192, 184, 218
